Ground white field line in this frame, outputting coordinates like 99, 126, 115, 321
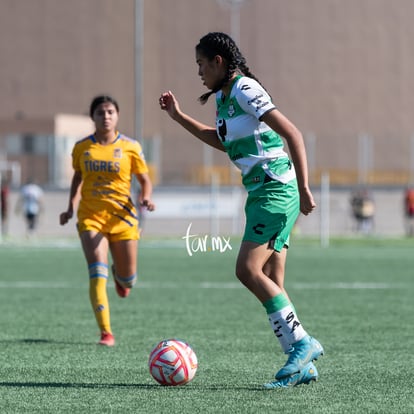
0, 239, 185, 249
0, 281, 405, 289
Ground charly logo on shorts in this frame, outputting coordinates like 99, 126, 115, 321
253, 223, 265, 235
183, 223, 232, 257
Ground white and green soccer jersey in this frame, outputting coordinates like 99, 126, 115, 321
215, 75, 296, 192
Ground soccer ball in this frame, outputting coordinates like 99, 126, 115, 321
148, 339, 198, 386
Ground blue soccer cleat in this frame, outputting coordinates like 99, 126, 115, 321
275, 335, 324, 380
264, 362, 318, 389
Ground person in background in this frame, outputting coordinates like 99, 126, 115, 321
159, 32, 323, 388
59, 95, 155, 347
1, 177, 10, 236
404, 186, 414, 236
15, 179, 44, 236
350, 187, 375, 235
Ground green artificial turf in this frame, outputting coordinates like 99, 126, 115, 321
0, 237, 413, 413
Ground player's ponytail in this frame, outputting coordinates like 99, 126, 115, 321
196, 32, 268, 104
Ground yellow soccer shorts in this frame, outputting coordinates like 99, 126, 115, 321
77, 208, 140, 242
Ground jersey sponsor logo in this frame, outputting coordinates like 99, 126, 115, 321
228, 100, 235, 117
253, 223, 265, 235
231, 153, 243, 161
217, 119, 227, 142
113, 148, 122, 158
93, 176, 112, 187
83, 160, 121, 173
256, 101, 270, 111
247, 94, 264, 105
91, 188, 116, 197
240, 84, 251, 91
247, 94, 270, 112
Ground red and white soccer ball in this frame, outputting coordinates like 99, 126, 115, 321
148, 339, 198, 386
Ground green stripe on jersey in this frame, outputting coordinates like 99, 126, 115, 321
215, 76, 294, 192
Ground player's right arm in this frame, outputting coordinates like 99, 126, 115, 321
59, 170, 82, 225
159, 90, 225, 152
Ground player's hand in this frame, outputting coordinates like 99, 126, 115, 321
159, 91, 180, 120
59, 210, 73, 225
299, 187, 316, 216
140, 199, 156, 212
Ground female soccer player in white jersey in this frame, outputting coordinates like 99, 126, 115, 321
60, 95, 155, 347
159, 32, 323, 388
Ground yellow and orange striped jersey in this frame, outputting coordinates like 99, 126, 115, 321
72, 132, 148, 229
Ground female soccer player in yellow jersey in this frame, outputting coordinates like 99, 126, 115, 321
60, 95, 155, 347
159, 32, 323, 388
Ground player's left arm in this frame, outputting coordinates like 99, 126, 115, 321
136, 172, 155, 211
261, 108, 316, 216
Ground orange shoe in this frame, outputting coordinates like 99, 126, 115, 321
111, 264, 131, 298
114, 280, 130, 298
98, 331, 115, 347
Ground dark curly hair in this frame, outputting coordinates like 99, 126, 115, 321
195, 32, 263, 104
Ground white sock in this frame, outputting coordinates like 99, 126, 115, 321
268, 305, 307, 353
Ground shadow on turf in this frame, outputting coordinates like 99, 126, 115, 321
0, 338, 94, 346
0, 382, 160, 389
0, 381, 265, 391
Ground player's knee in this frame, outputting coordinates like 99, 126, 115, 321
236, 257, 268, 290
235, 262, 254, 284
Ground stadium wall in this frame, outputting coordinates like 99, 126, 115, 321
1, 0, 414, 186
1, 187, 410, 241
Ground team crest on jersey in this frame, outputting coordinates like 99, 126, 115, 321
84, 151, 90, 157
113, 148, 122, 158
228, 100, 235, 117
